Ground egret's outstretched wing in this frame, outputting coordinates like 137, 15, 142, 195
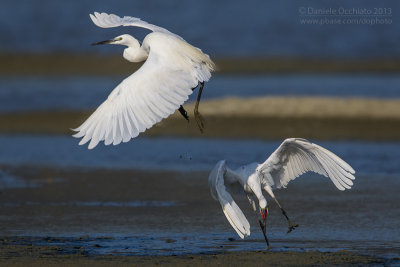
90, 12, 176, 36
72, 48, 198, 149
208, 161, 251, 239
257, 138, 356, 191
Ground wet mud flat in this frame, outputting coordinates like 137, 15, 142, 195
0, 165, 399, 265
0, 242, 385, 266
2, 53, 400, 76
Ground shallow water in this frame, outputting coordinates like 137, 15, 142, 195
0, 135, 400, 175
1, 74, 399, 112
3, 235, 398, 258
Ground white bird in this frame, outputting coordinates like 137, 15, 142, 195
208, 138, 355, 246
73, 12, 215, 149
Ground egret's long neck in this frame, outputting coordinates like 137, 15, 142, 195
123, 46, 148, 63
121, 36, 148, 63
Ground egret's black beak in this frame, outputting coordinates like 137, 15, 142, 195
91, 39, 114, 46
258, 207, 269, 247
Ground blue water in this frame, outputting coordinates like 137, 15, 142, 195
1, 74, 399, 112
0, 0, 399, 58
0, 135, 399, 176
4, 235, 398, 258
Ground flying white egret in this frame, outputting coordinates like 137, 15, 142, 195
208, 138, 355, 246
73, 12, 215, 149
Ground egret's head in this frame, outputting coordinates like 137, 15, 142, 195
259, 198, 267, 209
91, 34, 139, 47
259, 199, 268, 226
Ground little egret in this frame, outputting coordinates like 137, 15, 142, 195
208, 138, 355, 246
73, 12, 215, 149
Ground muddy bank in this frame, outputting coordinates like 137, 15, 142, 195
2, 53, 400, 75
1, 97, 400, 140
0, 242, 385, 266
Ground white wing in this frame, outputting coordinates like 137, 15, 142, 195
74, 14, 215, 149
73, 46, 198, 149
208, 160, 251, 239
257, 138, 356, 191
90, 12, 177, 37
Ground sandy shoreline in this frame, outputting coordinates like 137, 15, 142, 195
1, 97, 400, 140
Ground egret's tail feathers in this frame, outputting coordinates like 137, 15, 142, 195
173, 38, 215, 83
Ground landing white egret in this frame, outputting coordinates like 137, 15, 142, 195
73, 12, 215, 149
208, 138, 355, 246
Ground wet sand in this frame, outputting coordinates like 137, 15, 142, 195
1, 97, 400, 140
0, 165, 398, 265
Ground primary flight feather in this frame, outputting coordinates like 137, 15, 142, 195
73, 12, 215, 149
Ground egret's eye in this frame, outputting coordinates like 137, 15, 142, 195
115, 37, 123, 41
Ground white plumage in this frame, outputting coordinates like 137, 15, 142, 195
209, 138, 355, 241
209, 160, 251, 238
89, 12, 176, 36
73, 12, 215, 149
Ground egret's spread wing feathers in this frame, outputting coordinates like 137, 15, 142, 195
73, 51, 195, 149
76, 12, 215, 148
258, 138, 355, 191
90, 12, 176, 36
208, 161, 251, 239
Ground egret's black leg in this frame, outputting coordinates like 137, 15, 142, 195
194, 82, 205, 133
258, 220, 270, 247
280, 208, 299, 233
178, 105, 189, 122
273, 197, 299, 233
